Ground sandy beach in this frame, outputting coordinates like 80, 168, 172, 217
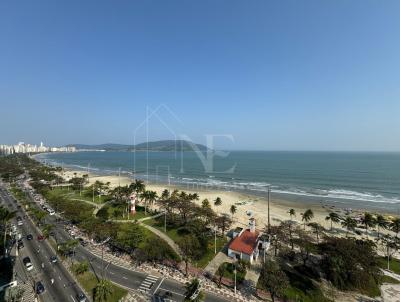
59, 169, 368, 231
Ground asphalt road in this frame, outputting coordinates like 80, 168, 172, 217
3, 180, 229, 302
0, 185, 85, 302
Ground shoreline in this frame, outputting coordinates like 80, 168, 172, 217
55, 167, 400, 232
32, 152, 400, 215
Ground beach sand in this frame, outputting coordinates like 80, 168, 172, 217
59, 169, 355, 231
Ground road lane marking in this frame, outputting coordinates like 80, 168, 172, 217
153, 278, 164, 295
70, 295, 76, 302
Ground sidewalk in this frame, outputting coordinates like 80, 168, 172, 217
381, 270, 400, 302
84, 241, 259, 302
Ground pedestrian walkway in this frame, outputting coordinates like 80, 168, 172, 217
138, 275, 158, 293
204, 251, 233, 275
17, 280, 35, 302
120, 290, 149, 302
139, 222, 182, 256
245, 263, 261, 286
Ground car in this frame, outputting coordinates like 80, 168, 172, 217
17, 242, 24, 249
36, 281, 45, 294
78, 238, 87, 246
27, 234, 33, 240
17, 220, 23, 226
23, 257, 33, 271
77, 293, 87, 302
37, 235, 44, 241
50, 256, 57, 263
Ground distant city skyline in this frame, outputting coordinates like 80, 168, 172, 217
1, 1, 400, 151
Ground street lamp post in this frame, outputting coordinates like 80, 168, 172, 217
234, 264, 237, 295
267, 186, 271, 233
164, 211, 167, 233
214, 225, 217, 254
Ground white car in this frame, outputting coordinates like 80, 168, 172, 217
49, 210, 55, 216
17, 220, 23, 226
23, 257, 34, 271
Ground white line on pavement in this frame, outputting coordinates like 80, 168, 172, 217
152, 278, 164, 295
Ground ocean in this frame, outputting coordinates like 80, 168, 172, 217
34, 151, 400, 213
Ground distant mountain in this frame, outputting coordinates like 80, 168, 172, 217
66, 140, 209, 152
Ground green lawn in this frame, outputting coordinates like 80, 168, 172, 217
48, 187, 111, 204
382, 275, 400, 284
143, 217, 226, 268
219, 262, 246, 283
378, 257, 400, 274
193, 236, 227, 268
280, 268, 332, 302
73, 271, 127, 302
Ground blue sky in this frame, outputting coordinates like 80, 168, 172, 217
1, 0, 400, 151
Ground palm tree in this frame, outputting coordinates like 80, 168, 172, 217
301, 209, 314, 229
202, 199, 211, 209
184, 278, 204, 301
341, 216, 357, 237
147, 190, 158, 210
361, 212, 375, 238
325, 212, 341, 231
375, 214, 388, 238
390, 218, 400, 237
0, 206, 16, 255
141, 190, 158, 214
161, 189, 170, 200
94, 279, 113, 302
129, 179, 145, 195
288, 209, 296, 221
230, 205, 237, 221
214, 197, 222, 211
308, 222, 324, 243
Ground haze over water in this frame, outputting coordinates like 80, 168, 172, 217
35, 151, 400, 213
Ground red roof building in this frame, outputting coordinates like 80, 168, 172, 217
228, 218, 266, 264
229, 230, 259, 255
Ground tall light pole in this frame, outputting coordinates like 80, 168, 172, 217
267, 186, 271, 233
234, 262, 237, 295
164, 211, 167, 233
214, 225, 217, 254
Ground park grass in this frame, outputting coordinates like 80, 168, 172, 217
218, 262, 246, 283
193, 236, 227, 268
73, 270, 127, 302
47, 187, 110, 204
382, 275, 400, 284
143, 217, 226, 268
281, 268, 332, 302
103, 205, 152, 221
378, 256, 400, 274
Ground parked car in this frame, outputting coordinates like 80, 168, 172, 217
77, 293, 87, 302
27, 234, 33, 240
36, 282, 45, 294
37, 235, 44, 241
23, 257, 33, 271
17, 241, 24, 249
50, 256, 58, 263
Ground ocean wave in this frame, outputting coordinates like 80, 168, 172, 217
33, 155, 400, 205
170, 177, 400, 204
